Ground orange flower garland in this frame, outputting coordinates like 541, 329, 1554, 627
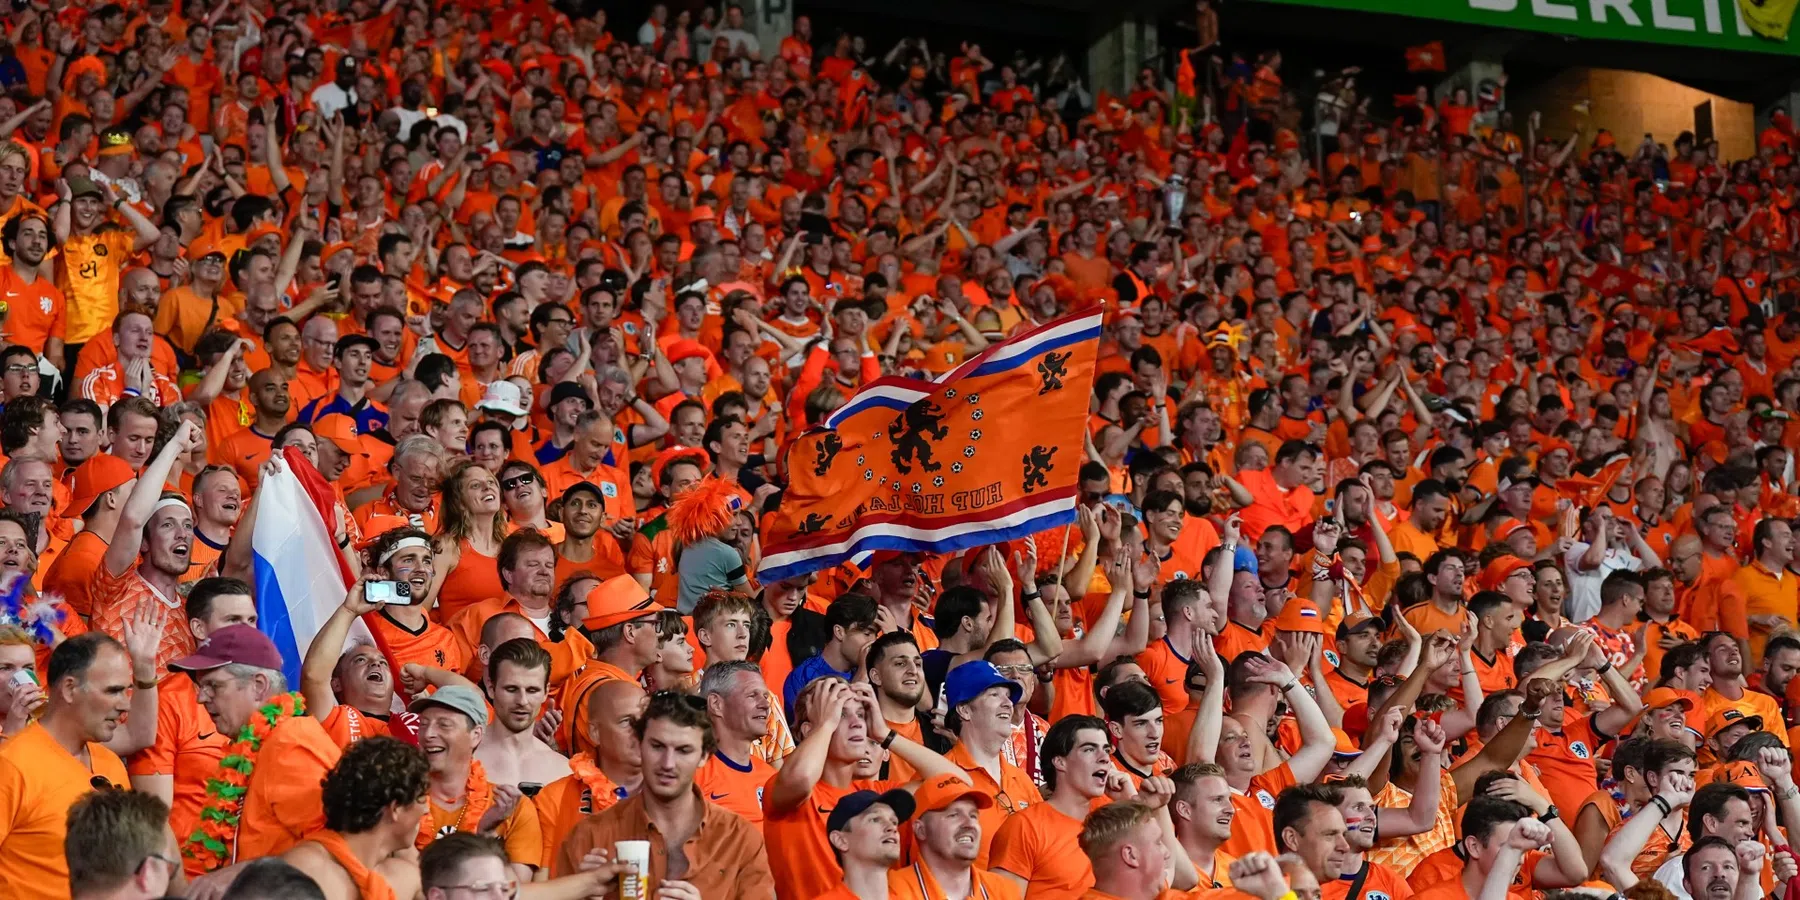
416, 758, 496, 849
182, 692, 306, 872
568, 752, 626, 809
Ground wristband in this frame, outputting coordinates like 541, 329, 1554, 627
1021, 589, 1042, 603
1650, 795, 1673, 817
879, 730, 898, 750
134, 677, 159, 690
1596, 660, 1613, 675
1280, 680, 1301, 694
1133, 589, 1152, 600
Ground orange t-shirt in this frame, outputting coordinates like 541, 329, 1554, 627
765, 777, 906, 900
989, 798, 1103, 900
41, 529, 107, 618
126, 675, 228, 874
362, 610, 469, 675
445, 596, 594, 692
945, 743, 1045, 869
88, 563, 192, 678
1137, 637, 1196, 714
695, 751, 777, 829
0, 722, 130, 900
535, 759, 630, 864
1220, 763, 1296, 859
234, 715, 342, 861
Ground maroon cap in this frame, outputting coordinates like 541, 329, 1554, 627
168, 624, 285, 673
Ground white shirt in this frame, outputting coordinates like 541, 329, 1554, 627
311, 82, 357, 120
1562, 541, 1645, 623
716, 27, 761, 57
1652, 852, 1691, 900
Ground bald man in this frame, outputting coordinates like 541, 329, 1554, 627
220, 368, 294, 486
534, 677, 646, 863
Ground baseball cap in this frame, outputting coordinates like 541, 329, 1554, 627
1642, 687, 1694, 712
187, 235, 226, 262
548, 382, 593, 410
69, 453, 135, 516
66, 175, 103, 201
1704, 706, 1763, 739
944, 661, 1023, 710
1492, 518, 1531, 542
1331, 728, 1362, 757
313, 414, 371, 457
826, 788, 917, 833
408, 684, 490, 729
561, 481, 607, 505
581, 574, 664, 631
476, 380, 529, 417
914, 772, 995, 815
1335, 611, 1383, 641
1710, 759, 1770, 794
169, 624, 285, 672
1478, 555, 1533, 591
334, 334, 379, 358
1274, 599, 1326, 634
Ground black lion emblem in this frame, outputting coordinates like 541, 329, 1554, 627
1037, 351, 1072, 395
796, 513, 832, 535
812, 432, 844, 476
888, 400, 949, 473
1022, 445, 1055, 492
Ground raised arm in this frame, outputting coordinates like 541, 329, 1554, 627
1244, 655, 1333, 782
103, 420, 201, 577
301, 582, 381, 719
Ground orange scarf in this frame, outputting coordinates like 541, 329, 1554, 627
416, 759, 495, 849
568, 753, 622, 806
307, 830, 397, 900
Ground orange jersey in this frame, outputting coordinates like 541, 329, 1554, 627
694, 750, 777, 828
125, 675, 228, 874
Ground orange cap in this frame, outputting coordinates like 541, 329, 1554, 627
1477, 555, 1533, 591
1274, 599, 1326, 634
1493, 518, 1531, 541
665, 339, 710, 364
913, 771, 995, 815
69, 454, 135, 516
1711, 759, 1770, 793
689, 205, 717, 222
1704, 705, 1764, 739
1642, 687, 1694, 712
313, 414, 370, 457
581, 575, 664, 631
1539, 437, 1575, 459
187, 236, 226, 262
650, 445, 710, 489
1331, 728, 1362, 755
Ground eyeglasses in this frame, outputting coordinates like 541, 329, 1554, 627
993, 664, 1035, 680
3, 365, 33, 375
546, 317, 574, 327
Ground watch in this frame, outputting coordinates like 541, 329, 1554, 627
1539, 805, 1560, 823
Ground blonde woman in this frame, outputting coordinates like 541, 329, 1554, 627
432, 459, 507, 621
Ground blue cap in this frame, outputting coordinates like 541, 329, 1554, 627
944, 661, 1024, 710
1233, 543, 1260, 576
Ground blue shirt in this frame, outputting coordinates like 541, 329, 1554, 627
298, 393, 388, 435
782, 654, 852, 721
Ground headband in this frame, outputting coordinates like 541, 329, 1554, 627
152, 497, 191, 518
378, 535, 431, 566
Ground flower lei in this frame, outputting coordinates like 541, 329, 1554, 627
182, 692, 306, 872
568, 752, 625, 813
417, 759, 495, 849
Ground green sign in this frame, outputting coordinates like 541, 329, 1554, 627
1254, 0, 1800, 56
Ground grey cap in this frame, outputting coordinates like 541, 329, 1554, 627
408, 684, 489, 728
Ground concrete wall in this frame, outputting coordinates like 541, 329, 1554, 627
1520, 67, 1754, 162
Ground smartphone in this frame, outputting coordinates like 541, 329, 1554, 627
518, 782, 544, 798
365, 581, 413, 604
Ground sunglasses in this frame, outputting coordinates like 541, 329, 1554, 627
500, 474, 537, 491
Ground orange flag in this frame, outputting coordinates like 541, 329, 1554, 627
758, 309, 1103, 582
1405, 41, 1446, 72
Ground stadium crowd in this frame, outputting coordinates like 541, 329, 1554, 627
1, 1, 1800, 900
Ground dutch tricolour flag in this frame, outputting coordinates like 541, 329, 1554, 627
251, 449, 362, 688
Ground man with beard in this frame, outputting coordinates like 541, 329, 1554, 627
351, 525, 466, 675
554, 480, 629, 583
474, 637, 570, 790
696, 660, 777, 827
0, 213, 65, 367
127, 577, 254, 874
219, 368, 293, 486
555, 690, 774, 899
89, 419, 201, 675
557, 574, 666, 756
448, 529, 592, 695
410, 684, 543, 880
1404, 550, 1472, 636
1699, 631, 1787, 748
868, 630, 927, 782
53, 176, 160, 373
1172, 762, 1237, 888
890, 772, 1017, 899
1138, 577, 1212, 714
